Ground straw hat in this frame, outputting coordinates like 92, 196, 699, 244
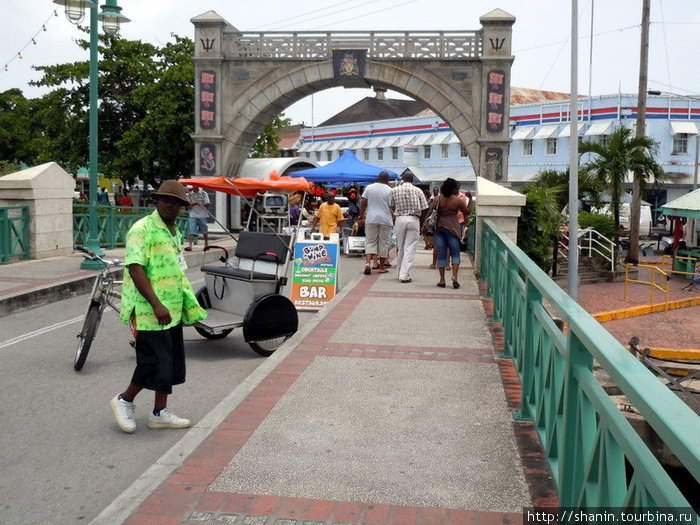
151, 180, 188, 205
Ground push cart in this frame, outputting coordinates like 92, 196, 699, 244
182, 173, 312, 356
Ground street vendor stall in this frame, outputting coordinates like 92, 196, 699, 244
290, 150, 399, 183
291, 151, 398, 255
658, 188, 700, 277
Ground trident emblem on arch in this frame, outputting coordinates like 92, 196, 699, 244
201, 38, 215, 52
489, 37, 505, 51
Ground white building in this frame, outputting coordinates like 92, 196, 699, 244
295, 90, 699, 207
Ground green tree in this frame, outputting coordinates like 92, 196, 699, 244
530, 168, 602, 213
579, 126, 665, 245
250, 115, 292, 158
517, 183, 564, 272
28, 31, 291, 186
111, 35, 195, 186
32, 29, 160, 182
0, 89, 50, 166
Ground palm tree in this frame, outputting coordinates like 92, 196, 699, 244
532, 168, 602, 213
579, 126, 665, 247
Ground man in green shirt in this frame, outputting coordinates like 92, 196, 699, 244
111, 179, 207, 433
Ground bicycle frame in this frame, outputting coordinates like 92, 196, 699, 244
74, 246, 124, 370
89, 266, 122, 313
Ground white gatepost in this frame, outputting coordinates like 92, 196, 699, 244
0, 162, 74, 259
474, 176, 526, 276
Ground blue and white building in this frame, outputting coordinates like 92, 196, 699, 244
295, 91, 699, 205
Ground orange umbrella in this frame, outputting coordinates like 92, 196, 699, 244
181, 172, 313, 197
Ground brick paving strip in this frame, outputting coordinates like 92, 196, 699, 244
122, 269, 556, 525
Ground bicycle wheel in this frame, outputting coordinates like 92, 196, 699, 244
194, 286, 233, 340
74, 302, 102, 371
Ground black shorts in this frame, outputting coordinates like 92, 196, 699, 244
131, 324, 185, 395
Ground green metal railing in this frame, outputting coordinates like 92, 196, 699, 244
73, 205, 189, 248
480, 218, 699, 513
0, 205, 30, 264
466, 219, 475, 255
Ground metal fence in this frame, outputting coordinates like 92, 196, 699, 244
0, 205, 30, 264
480, 218, 699, 513
73, 205, 189, 248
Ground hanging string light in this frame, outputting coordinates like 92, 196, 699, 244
2, 10, 63, 74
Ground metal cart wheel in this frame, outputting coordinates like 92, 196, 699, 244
243, 293, 298, 356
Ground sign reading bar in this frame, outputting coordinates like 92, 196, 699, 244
291, 237, 339, 310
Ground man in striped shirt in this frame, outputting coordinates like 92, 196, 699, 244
389, 170, 428, 283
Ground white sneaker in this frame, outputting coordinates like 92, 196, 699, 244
148, 408, 191, 429
110, 395, 136, 433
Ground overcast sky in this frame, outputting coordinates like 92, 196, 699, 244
2, 0, 699, 125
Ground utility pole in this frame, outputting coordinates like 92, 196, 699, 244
628, 0, 651, 264
568, 0, 579, 301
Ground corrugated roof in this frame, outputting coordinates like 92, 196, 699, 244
659, 188, 700, 219
316, 88, 572, 128
510, 87, 572, 105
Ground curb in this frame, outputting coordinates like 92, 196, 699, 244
89, 270, 365, 525
0, 244, 235, 318
0, 273, 99, 317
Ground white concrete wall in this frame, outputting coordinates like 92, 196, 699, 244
0, 162, 74, 259
474, 176, 526, 275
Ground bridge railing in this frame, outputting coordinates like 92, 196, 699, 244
73, 205, 189, 249
0, 205, 30, 264
224, 30, 483, 60
480, 218, 699, 512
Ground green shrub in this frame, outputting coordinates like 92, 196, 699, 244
517, 185, 563, 272
578, 211, 615, 239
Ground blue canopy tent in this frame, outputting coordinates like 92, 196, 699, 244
290, 150, 398, 183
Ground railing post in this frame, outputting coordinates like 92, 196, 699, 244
0, 208, 8, 264
559, 331, 594, 507
20, 206, 29, 259
502, 255, 518, 357
108, 206, 117, 248
513, 279, 542, 421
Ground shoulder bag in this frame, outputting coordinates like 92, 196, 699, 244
425, 198, 439, 235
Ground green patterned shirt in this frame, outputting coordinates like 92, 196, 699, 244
120, 210, 206, 331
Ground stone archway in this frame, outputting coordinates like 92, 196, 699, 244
191, 9, 515, 184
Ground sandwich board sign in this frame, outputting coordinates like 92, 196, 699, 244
291, 233, 339, 310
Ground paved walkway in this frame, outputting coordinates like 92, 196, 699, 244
5, 245, 696, 524
0, 246, 555, 524
85, 249, 555, 525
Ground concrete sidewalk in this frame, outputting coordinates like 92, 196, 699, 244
0, 244, 555, 524
0, 239, 237, 316
88, 249, 554, 525
5, 239, 696, 523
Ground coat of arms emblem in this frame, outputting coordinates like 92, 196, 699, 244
338, 53, 359, 77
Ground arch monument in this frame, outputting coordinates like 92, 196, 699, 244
191, 9, 515, 186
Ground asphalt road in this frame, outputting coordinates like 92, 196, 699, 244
0, 252, 367, 525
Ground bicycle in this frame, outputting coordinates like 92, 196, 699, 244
74, 246, 125, 371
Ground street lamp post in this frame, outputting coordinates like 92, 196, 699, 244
54, 0, 129, 269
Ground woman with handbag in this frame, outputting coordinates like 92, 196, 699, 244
431, 178, 472, 289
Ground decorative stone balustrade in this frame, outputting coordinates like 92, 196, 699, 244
223, 31, 483, 60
